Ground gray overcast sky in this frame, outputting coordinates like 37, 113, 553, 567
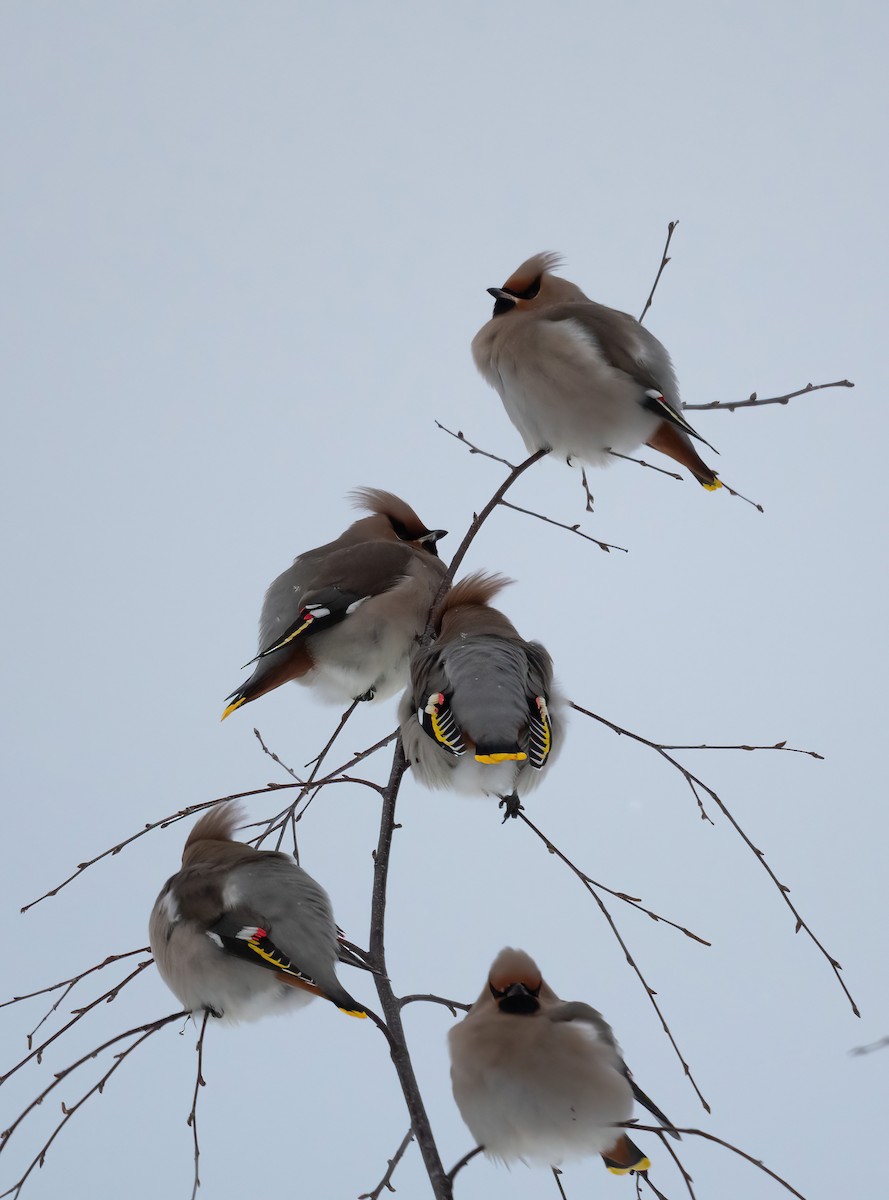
1, 4, 887, 1199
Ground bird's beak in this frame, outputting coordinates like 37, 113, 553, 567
498, 982, 541, 1015
418, 528, 448, 557
487, 287, 512, 300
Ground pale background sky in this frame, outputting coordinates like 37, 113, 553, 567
1, 4, 887, 1199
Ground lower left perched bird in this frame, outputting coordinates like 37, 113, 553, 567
149, 802, 367, 1022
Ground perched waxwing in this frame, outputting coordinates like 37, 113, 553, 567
222, 489, 447, 719
471, 252, 722, 490
398, 573, 563, 811
149, 803, 367, 1022
449, 948, 678, 1173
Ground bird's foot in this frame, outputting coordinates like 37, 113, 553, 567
356, 688, 376, 702
498, 792, 523, 822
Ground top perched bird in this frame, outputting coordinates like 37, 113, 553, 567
471, 252, 721, 490
222, 489, 447, 719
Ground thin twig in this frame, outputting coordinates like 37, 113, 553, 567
446, 1145, 483, 1185
608, 449, 683, 481
569, 702, 859, 1017
258, 700, 360, 852
639, 1172, 672, 1200
358, 1128, 415, 1199
398, 994, 471, 1016
654, 1127, 696, 1200
629, 1125, 807, 1200
516, 813, 711, 945
514, 812, 710, 1112
551, 1165, 569, 1199
0, 1011, 187, 1179
1, 948, 151, 1012
849, 1035, 889, 1056
498, 500, 627, 554
444, 448, 550, 585
1, 959, 155, 1085
659, 741, 823, 759
684, 379, 853, 412
434, 422, 515, 468
639, 220, 679, 323
187, 1009, 211, 1200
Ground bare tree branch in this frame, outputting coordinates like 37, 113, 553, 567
639, 221, 679, 324
443, 447, 550, 585
516, 813, 711, 945
1, 947, 151, 1015
445, 1145, 483, 1185
358, 1128, 415, 1199
0, 959, 155, 1086
607, 449, 683, 481
569, 701, 859, 1017
187, 1010, 211, 1200
498, 500, 627, 554
629, 1125, 807, 1200
398, 995, 471, 1016
0, 1010, 187, 1185
684, 379, 853, 412
514, 810, 710, 1113
368, 742, 454, 1199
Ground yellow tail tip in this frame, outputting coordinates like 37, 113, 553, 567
474, 752, 527, 764
607, 1157, 651, 1176
702, 476, 723, 492
341, 1008, 368, 1019
221, 697, 247, 721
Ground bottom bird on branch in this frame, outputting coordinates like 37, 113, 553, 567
448, 948, 678, 1177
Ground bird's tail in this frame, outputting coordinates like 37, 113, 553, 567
601, 1134, 651, 1175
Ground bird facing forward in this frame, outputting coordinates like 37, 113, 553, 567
471, 252, 721, 490
222, 488, 447, 719
449, 948, 678, 1173
149, 802, 367, 1022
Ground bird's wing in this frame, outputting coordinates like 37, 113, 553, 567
548, 1000, 680, 1139
253, 542, 416, 664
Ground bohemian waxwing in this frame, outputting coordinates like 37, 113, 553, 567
398, 573, 563, 811
471, 252, 722, 490
149, 802, 367, 1022
222, 488, 447, 719
449, 948, 678, 1174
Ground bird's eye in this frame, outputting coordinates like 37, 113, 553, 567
514, 276, 542, 301
389, 519, 412, 541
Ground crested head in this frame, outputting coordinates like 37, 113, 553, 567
348, 487, 446, 555
488, 946, 543, 993
437, 571, 511, 617
502, 251, 564, 293
182, 802, 242, 863
435, 572, 518, 639
487, 251, 588, 316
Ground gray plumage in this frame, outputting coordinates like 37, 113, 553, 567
471, 252, 721, 489
399, 573, 564, 802
223, 488, 447, 718
449, 948, 676, 1171
149, 803, 366, 1023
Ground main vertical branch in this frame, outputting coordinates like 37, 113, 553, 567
370, 742, 453, 1200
